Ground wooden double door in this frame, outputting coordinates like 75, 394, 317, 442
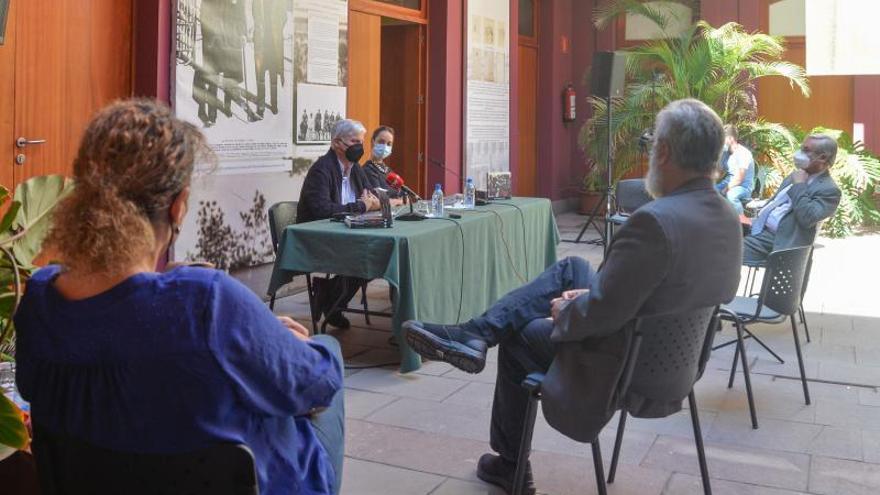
0, 0, 133, 190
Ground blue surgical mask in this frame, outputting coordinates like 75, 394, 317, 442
794, 150, 811, 170
373, 143, 392, 160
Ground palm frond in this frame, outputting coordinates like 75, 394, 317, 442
594, 0, 672, 31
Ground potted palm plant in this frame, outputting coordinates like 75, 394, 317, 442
581, 1, 810, 181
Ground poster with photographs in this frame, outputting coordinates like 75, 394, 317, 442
173, 0, 350, 272
296, 83, 346, 144
174, 0, 294, 170
465, 0, 511, 190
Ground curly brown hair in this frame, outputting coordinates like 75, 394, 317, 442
46, 99, 209, 275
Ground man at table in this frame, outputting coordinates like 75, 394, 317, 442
403, 99, 742, 495
742, 134, 841, 265
297, 119, 381, 328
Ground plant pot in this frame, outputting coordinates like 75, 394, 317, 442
579, 191, 606, 215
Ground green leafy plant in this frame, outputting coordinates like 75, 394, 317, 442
582, 1, 809, 184
0, 175, 72, 450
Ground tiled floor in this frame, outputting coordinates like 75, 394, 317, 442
266, 213, 880, 495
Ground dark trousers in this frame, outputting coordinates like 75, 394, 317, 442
314, 276, 366, 318
469, 257, 595, 461
310, 335, 346, 495
743, 229, 775, 265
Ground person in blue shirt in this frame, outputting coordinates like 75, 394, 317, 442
14, 99, 345, 495
715, 125, 755, 214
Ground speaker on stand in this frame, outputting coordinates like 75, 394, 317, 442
568, 51, 626, 257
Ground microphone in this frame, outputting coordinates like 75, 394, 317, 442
385, 172, 422, 201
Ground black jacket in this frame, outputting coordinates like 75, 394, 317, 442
296, 149, 368, 223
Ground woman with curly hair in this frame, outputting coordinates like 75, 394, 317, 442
14, 99, 345, 495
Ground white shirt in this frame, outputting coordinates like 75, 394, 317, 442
338, 158, 356, 205
757, 174, 819, 233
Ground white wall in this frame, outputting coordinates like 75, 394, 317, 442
770, 0, 806, 37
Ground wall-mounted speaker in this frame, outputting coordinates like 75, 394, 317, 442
590, 51, 627, 98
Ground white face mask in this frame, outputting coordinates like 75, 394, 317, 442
794, 150, 811, 170
373, 143, 392, 160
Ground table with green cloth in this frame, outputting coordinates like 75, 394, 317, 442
267, 197, 560, 372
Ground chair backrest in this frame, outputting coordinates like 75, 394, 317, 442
615, 179, 652, 214
268, 201, 298, 254
758, 245, 812, 316
32, 426, 259, 495
619, 306, 718, 416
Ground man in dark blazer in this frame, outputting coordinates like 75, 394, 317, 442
297, 119, 380, 328
743, 134, 841, 264
403, 99, 743, 494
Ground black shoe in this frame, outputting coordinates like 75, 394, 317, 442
476, 453, 535, 495
325, 312, 350, 329
402, 320, 487, 373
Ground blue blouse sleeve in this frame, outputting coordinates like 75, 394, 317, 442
205, 272, 342, 417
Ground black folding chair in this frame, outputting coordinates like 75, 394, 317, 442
267, 202, 318, 330
717, 245, 813, 430
32, 425, 258, 495
609, 178, 653, 228
512, 307, 719, 495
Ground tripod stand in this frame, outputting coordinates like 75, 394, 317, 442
567, 94, 615, 257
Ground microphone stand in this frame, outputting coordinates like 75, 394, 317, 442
396, 190, 426, 221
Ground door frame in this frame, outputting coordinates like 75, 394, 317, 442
517, 0, 539, 196
348, 0, 429, 195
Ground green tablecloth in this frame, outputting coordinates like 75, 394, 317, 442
268, 197, 559, 372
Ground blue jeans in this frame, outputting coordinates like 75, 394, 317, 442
468, 257, 596, 460
725, 185, 751, 215
310, 335, 345, 495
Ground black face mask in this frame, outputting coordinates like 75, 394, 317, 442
344, 143, 365, 163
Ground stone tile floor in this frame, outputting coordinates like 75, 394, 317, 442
267, 213, 880, 495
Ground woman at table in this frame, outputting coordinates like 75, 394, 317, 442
363, 125, 403, 199
15, 99, 346, 495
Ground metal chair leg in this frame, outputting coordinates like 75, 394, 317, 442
305, 274, 318, 333
512, 392, 540, 495
790, 316, 812, 405
734, 320, 759, 429
607, 411, 627, 483
799, 305, 811, 343
269, 292, 276, 311
728, 333, 741, 389
361, 283, 371, 326
688, 392, 713, 495
743, 328, 785, 364
592, 440, 608, 495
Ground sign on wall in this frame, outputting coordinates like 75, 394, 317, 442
465, 0, 511, 189
173, 0, 349, 271
806, 0, 880, 76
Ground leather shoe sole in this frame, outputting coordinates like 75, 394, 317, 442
403, 321, 486, 373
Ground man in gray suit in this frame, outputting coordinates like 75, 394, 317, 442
403, 99, 742, 495
744, 134, 841, 264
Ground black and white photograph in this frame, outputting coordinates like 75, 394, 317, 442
295, 83, 346, 144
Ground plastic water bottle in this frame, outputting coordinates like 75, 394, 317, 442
431, 183, 445, 217
464, 177, 476, 209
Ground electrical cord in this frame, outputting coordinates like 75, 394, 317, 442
432, 217, 467, 323
489, 202, 531, 280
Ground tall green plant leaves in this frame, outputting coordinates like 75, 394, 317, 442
7, 175, 72, 265
0, 394, 27, 450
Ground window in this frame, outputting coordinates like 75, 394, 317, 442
519, 0, 536, 38
374, 0, 421, 10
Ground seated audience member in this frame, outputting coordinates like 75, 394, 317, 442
403, 99, 742, 494
297, 119, 378, 328
743, 134, 841, 264
14, 100, 345, 495
715, 125, 755, 214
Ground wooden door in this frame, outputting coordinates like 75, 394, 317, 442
516, 0, 539, 197
380, 24, 426, 196
3, 0, 133, 186
347, 10, 381, 162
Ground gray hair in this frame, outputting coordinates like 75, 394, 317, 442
807, 133, 838, 165
332, 119, 366, 141
654, 99, 724, 175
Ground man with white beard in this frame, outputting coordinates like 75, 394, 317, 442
402, 99, 743, 495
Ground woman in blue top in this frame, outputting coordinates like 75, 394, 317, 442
14, 100, 345, 495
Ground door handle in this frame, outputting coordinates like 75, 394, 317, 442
16, 137, 47, 148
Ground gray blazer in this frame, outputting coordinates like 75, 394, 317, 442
541, 178, 743, 442
765, 171, 841, 250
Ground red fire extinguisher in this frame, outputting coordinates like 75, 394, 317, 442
563, 84, 577, 123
